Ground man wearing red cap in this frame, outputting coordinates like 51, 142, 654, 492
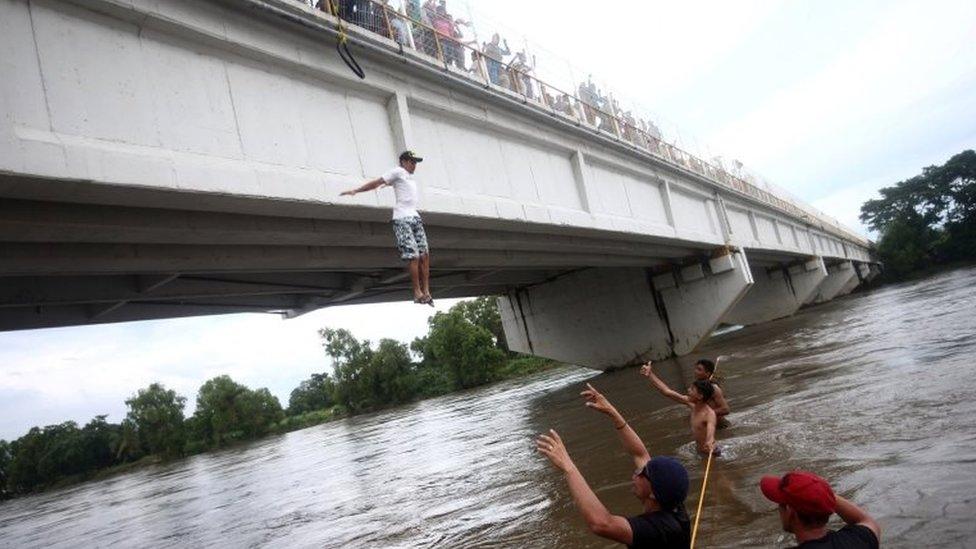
760, 471, 880, 548
536, 383, 690, 548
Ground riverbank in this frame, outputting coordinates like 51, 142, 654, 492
0, 353, 560, 502
274, 355, 560, 434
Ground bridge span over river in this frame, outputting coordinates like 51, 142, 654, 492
0, 0, 877, 368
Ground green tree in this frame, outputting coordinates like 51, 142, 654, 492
414, 306, 506, 390
364, 338, 416, 405
7, 422, 88, 493
0, 440, 11, 497
320, 328, 419, 412
125, 383, 187, 457
322, 328, 376, 412
873, 214, 938, 279
453, 296, 509, 353
191, 375, 283, 447
115, 419, 145, 463
193, 375, 249, 447
236, 388, 285, 438
861, 150, 976, 279
287, 373, 336, 415
79, 415, 121, 471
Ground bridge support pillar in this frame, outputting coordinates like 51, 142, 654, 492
722, 257, 827, 326
807, 260, 857, 304
498, 251, 752, 369
851, 261, 874, 293
836, 263, 864, 296
866, 264, 881, 282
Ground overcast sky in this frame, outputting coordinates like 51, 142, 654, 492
2, 0, 975, 440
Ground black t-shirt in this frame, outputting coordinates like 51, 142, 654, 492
793, 524, 879, 549
626, 505, 690, 549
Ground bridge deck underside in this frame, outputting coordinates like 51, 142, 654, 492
3, 180, 789, 331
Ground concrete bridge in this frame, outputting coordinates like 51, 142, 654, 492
0, 0, 877, 368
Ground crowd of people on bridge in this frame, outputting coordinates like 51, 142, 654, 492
309, 0, 665, 140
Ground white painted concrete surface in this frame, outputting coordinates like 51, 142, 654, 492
723, 257, 829, 326
499, 251, 751, 369
0, 0, 877, 362
808, 261, 859, 304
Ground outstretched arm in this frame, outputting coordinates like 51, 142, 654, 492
639, 362, 692, 407
537, 430, 634, 545
835, 495, 881, 540
340, 177, 386, 196
581, 383, 650, 469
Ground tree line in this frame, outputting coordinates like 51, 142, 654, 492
0, 297, 554, 498
860, 150, 976, 280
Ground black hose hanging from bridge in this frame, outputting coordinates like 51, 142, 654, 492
327, 0, 365, 79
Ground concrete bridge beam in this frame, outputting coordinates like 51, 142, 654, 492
807, 260, 858, 304
498, 251, 752, 369
722, 256, 828, 326
836, 263, 864, 297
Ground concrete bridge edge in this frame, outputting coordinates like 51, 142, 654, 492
497, 250, 753, 370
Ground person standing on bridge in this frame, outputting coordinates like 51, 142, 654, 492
340, 150, 433, 306
536, 383, 690, 548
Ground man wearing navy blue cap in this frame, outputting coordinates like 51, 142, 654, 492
537, 382, 690, 548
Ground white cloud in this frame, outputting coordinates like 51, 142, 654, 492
3, 0, 976, 440
0, 300, 461, 439
706, 0, 976, 177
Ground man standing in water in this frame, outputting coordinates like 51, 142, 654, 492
641, 362, 718, 456
340, 151, 433, 306
759, 470, 880, 548
536, 383, 690, 548
691, 358, 730, 422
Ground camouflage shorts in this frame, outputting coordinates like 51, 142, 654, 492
392, 216, 429, 260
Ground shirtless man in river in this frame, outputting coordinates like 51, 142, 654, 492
691, 358, 730, 423
641, 362, 718, 456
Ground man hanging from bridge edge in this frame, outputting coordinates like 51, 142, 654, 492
340, 150, 433, 306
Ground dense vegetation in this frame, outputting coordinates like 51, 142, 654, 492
860, 150, 976, 280
0, 298, 555, 499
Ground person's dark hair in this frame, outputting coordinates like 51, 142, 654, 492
696, 358, 715, 375
794, 510, 831, 528
691, 380, 714, 401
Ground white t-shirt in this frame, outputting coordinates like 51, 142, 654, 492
382, 166, 420, 220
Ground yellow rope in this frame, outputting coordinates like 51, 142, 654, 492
328, 0, 348, 44
690, 355, 725, 548
689, 448, 714, 548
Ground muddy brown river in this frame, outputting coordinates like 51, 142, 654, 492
1, 266, 974, 548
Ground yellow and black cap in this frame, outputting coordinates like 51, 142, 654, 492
399, 150, 424, 162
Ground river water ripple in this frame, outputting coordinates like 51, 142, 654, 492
1, 266, 975, 548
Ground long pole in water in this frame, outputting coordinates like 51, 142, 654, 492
690, 450, 714, 548
689, 354, 729, 548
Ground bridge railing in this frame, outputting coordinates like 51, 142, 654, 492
304, 0, 868, 248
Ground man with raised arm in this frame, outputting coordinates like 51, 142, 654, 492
536, 383, 690, 548
340, 150, 433, 306
759, 470, 880, 548
640, 362, 718, 456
